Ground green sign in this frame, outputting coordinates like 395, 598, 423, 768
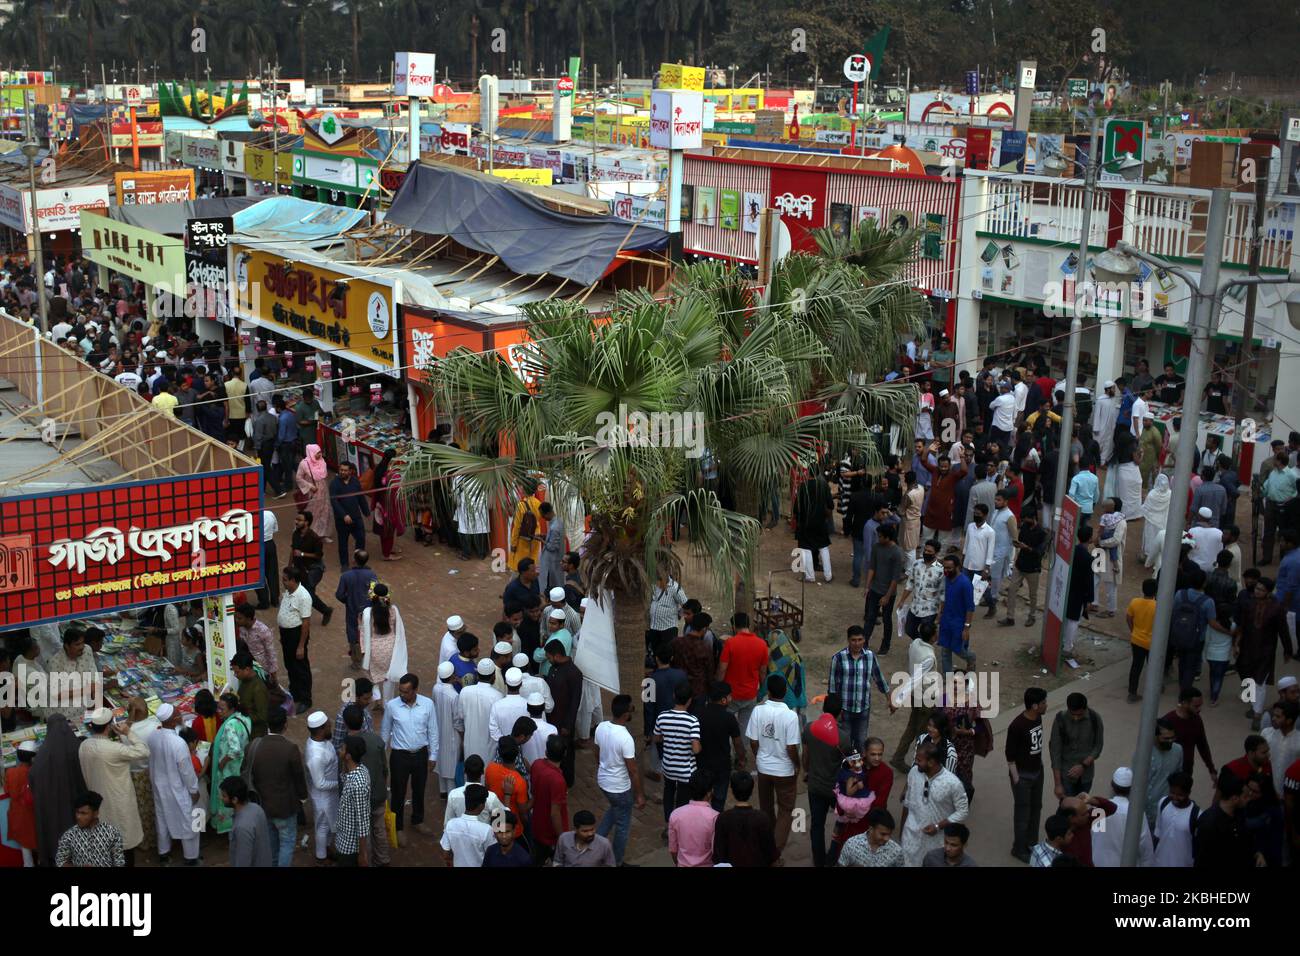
713, 121, 755, 135
719, 190, 740, 230
1068, 78, 1087, 99
1101, 118, 1146, 180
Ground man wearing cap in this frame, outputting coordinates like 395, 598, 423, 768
457, 658, 504, 765
78, 708, 148, 865
147, 703, 202, 865
485, 639, 516, 693
548, 586, 581, 635
521, 692, 558, 764
489, 667, 530, 749
432, 662, 463, 800
1187, 507, 1224, 573
305, 711, 339, 865
1091, 381, 1119, 469
515, 652, 555, 713
335, 551, 379, 669
1091, 767, 1155, 867
439, 615, 466, 665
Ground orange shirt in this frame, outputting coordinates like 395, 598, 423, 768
2, 765, 37, 849
484, 762, 528, 837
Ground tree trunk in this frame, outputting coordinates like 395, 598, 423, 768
36, 13, 46, 69
299, 15, 308, 83
578, 19, 586, 70
351, 7, 361, 78
524, 7, 533, 76
470, 16, 479, 79
662, 28, 672, 63
609, 1, 617, 83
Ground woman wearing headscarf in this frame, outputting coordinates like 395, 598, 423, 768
28, 713, 86, 866
295, 443, 332, 539
361, 583, 408, 704
1094, 497, 1127, 618
207, 692, 251, 834
370, 448, 407, 561
1141, 473, 1172, 565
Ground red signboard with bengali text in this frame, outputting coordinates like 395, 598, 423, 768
1041, 494, 1079, 675
0, 469, 263, 629
769, 166, 828, 253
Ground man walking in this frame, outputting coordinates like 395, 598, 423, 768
716, 612, 767, 737
804, 694, 851, 867
863, 523, 907, 655
937, 555, 977, 674
248, 708, 309, 867
78, 708, 147, 865
381, 673, 439, 847
746, 674, 802, 857
277, 566, 314, 713
329, 461, 370, 569
537, 501, 566, 594
1006, 687, 1047, 864
1001, 508, 1047, 627
335, 550, 379, 669
593, 694, 646, 865
1048, 692, 1104, 799
899, 540, 945, 640
342, 703, 389, 866
827, 625, 893, 755
147, 703, 201, 866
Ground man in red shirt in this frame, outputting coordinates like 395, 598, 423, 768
1059, 792, 1117, 866
863, 737, 894, 810
1223, 734, 1272, 782
529, 735, 569, 866
717, 612, 769, 737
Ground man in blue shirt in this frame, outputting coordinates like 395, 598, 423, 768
1275, 528, 1300, 629
381, 674, 440, 844
1068, 466, 1099, 528
330, 461, 371, 568
273, 397, 299, 498
937, 554, 976, 674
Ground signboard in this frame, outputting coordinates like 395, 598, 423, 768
124, 86, 143, 108
109, 120, 164, 148
0, 183, 110, 234
220, 138, 246, 175
660, 63, 705, 92
401, 308, 493, 382
316, 111, 345, 146
232, 244, 398, 374
610, 193, 667, 227
1019, 66, 1037, 88
492, 167, 554, 185
1101, 118, 1146, 183
0, 469, 263, 629
1041, 495, 1079, 675
185, 217, 233, 323
843, 54, 871, 84
394, 52, 436, 97
244, 145, 294, 183
557, 76, 574, 97
1288, 117, 1300, 143
180, 135, 221, 167
292, 150, 380, 194
202, 596, 237, 693
1068, 78, 1088, 100
649, 90, 704, 150
769, 166, 827, 253
82, 212, 187, 292
114, 169, 195, 206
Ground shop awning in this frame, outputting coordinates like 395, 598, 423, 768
105, 196, 263, 233
386, 161, 670, 286
231, 195, 369, 241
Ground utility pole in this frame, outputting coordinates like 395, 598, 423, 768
1122, 187, 1232, 867
1232, 157, 1269, 463
21, 92, 47, 336
591, 63, 599, 171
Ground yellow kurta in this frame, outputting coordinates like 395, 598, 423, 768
79, 729, 150, 850
508, 495, 544, 570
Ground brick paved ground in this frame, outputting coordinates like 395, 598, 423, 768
165, 487, 1247, 867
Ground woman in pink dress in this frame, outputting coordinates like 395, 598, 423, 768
295, 444, 331, 540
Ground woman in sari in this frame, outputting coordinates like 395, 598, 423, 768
943, 679, 984, 802
361, 584, 408, 704
208, 692, 251, 835
370, 449, 407, 561
295, 444, 331, 539
28, 714, 86, 866
1141, 473, 1172, 564
189, 689, 219, 743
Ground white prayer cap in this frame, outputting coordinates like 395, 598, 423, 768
437, 661, 455, 679
526, 692, 545, 707
549, 587, 566, 602
155, 703, 175, 723
1278, 675, 1298, 690
17, 740, 37, 753
1198, 506, 1213, 519
549, 608, 567, 621
1112, 767, 1133, 788
476, 658, 497, 676
446, 615, 464, 630
493, 641, 513, 656
89, 707, 114, 727
505, 667, 524, 688
513, 653, 530, 669
939, 389, 949, 397
533, 648, 547, 664
306, 711, 328, 729
580, 597, 593, 609
1103, 380, 1115, 389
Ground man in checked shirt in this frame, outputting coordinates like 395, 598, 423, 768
334, 737, 372, 867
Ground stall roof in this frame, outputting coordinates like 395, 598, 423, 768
386, 162, 669, 286
231, 195, 369, 242
105, 196, 263, 233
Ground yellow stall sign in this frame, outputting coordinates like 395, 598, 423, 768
660, 63, 705, 92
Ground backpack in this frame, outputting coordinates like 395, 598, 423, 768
1169, 592, 1204, 651
1159, 796, 1199, 837
518, 506, 538, 542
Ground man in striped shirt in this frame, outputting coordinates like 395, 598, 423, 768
654, 682, 702, 824
334, 737, 372, 867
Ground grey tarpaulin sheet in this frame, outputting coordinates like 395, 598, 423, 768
385, 162, 668, 286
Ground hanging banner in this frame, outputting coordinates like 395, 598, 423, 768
203, 595, 237, 693
0, 470, 263, 629
81, 212, 187, 291
114, 169, 196, 206
572, 590, 620, 693
769, 166, 827, 253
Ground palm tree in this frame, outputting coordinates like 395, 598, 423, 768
69, 0, 112, 67
401, 239, 921, 691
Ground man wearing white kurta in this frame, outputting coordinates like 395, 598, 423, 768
521, 694, 559, 764
79, 708, 149, 856
489, 668, 530, 750
147, 703, 201, 864
514, 652, 555, 714
1092, 766, 1155, 866
439, 616, 466, 666
457, 659, 504, 765
1091, 381, 1119, 466
899, 740, 969, 867
432, 662, 463, 798
304, 711, 339, 863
